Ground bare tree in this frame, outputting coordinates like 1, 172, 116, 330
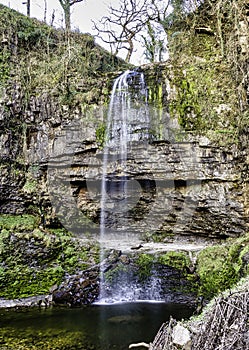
94, 0, 205, 63
93, 0, 172, 62
22, 0, 31, 16
58, 0, 85, 32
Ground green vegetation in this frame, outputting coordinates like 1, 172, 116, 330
197, 245, 239, 299
0, 215, 99, 299
0, 47, 10, 85
135, 233, 249, 301
167, 0, 249, 144
197, 233, 249, 299
136, 253, 154, 278
0, 266, 64, 299
95, 123, 107, 147
0, 4, 127, 105
158, 251, 191, 271
104, 264, 130, 283
169, 62, 240, 143
0, 214, 39, 231
0, 327, 87, 350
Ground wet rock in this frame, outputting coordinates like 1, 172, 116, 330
0, 295, 52, 309
119, 254, 130, 264
0, 79, 248, 240
52, 268, 100, 306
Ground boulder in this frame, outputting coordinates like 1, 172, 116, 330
172, 323, 191, 350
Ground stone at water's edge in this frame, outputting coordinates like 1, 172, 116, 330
52, 268, 100, 306
172, 323, 191, 349
0, 295, 52, 309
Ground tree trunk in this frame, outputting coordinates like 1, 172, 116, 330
27, 0, 30, 16
125, 37, 134, 62
43, 0, 47, 22
64, 3, 71, 32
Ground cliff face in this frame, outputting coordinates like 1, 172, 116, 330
0, 2, 248, 302
0, 3, 248, 241
0, 62, 248, 241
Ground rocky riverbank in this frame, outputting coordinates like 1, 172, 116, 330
149, 277, 249, 350
0, 217, 248, 309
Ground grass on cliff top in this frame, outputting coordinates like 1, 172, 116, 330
0, 4, 128, 104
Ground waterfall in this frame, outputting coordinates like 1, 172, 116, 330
99, 69, 148, 240
98, 70, 149, 302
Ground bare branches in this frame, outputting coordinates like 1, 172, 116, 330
93, 0, 170, 62
192, 290, 249, 350
149, 288, 249, 350
69, 0, 86, 4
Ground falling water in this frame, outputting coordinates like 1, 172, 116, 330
99, 70, 148, 301
100, 69, 148, 238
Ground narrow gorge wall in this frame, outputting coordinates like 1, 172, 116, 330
0, 63, 248, 242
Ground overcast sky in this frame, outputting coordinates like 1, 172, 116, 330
0, 0, 146, 64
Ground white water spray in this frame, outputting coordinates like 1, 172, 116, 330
99, 70, 148, 301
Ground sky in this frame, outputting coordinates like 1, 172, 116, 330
0, 0, 147, 65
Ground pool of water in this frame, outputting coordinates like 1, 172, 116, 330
0, 302, 194, 349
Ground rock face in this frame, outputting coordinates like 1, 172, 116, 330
0, 64, 248, 242
52, 268, 100, 306
51, 249, 198, 306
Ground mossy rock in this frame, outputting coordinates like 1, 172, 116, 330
197, 245, 239, 298
0, 266, 64, 299
0, 215, 99, 299
136, 253, 154, 278
158, 251, 191, 271
0, 214, 40, 232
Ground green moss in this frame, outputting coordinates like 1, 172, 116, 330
136, 253, 154, 278
0, 214, 39, 231
95, 123, 107, 147
104, 264, 129, 283
158, 251, 191, 271
148, 83, 163, 108
227, 232, 249, 276
169, 62, 240, 142
0, 47, 10, 85
0, 266, 64, 299
23, 179, 37, 194
0, 327, 87, 350
197, 245, 239, 299
166, 2, 248, 144
0, 215, 99, 299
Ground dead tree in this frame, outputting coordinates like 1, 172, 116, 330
58, 0, 85, 32
93, 0, 170, 62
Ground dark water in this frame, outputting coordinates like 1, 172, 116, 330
0, 302, 194, 349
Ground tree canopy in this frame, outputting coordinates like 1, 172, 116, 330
93, 0, 204, 63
